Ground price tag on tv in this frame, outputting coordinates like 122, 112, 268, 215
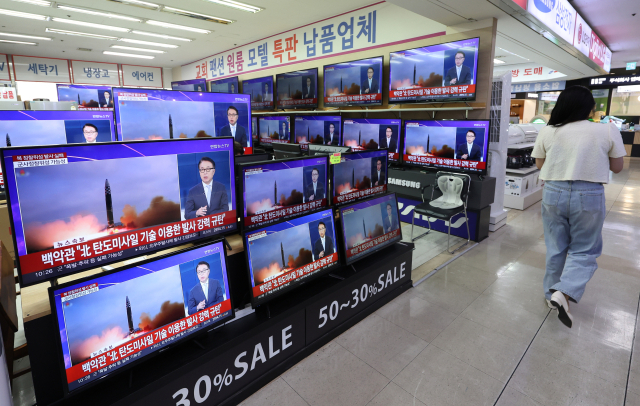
330, 153, 341, 164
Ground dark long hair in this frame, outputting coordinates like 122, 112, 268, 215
548, 86, 595, 127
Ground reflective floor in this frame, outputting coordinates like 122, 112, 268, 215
239, 157, 640, 406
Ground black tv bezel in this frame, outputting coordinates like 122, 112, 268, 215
323, 55, 384, 108
330, 148, 389, 207
400, 118, 490, 175
242, 207, 340, 308
243, 75, 275, 111
1, 136, 238, 288
238, 154, 330, 231
275, 68, 319, 110
209, 76, 240, 94
257, 115, 291, 145
339, 192, 403, 266
48, 238, 235, 397
388, 37, 480, 105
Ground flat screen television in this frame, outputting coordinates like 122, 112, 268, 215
258, 116, 290, 145
2, 137, 237, 286
342, 118, 402, 160
339, 193, 402, 265
244, 208, 339, 306
293, 115, 341, 151
275, 68, 318, 109
324, 56, 383, 107
113, 88, 253, 154
244, 76, 274, 110
50, 239, 234, 394
251, 116, 258, 144
171, 79, 207, 92
332, 150, 388, 206
389, 37, 480, 103
402, 119, 489, 174
240, 155, 329, 229
210, 77, 239, 94
57, 84, 114, 111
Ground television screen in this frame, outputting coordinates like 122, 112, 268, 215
240, 155, 329, 229
276, 69, 318, 109
171, 79, 207, 92
210, 77, 239, 94
339, 193, 402, 265
258, 116, 290, 145
57, 84, 115, 111
2, 138, 237, 287
251, 116, 258, 144
402, 119, 489, 174
342, 118, 402, 159
389, 38, 480, 103
113, 88, 253, 153
244, 76, 274, 110
50, 240, 233, 394
332, 150, 388, 206
244, 208, 339, 306
293, 115, 341, 151
324, 57, 383, 107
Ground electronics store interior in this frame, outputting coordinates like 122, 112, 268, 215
0, 1, 639, 405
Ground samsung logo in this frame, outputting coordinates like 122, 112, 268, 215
389, 178, 421, 189
534, 0, 555, 13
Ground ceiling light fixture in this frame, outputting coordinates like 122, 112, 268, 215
0, 39, 38, 45
118, 37, 178, 48
493, 59, 506, 64
51, 17, 131, 32
200, 0, 262, 13
107, 0, 160, 10
0, 8, 48, 20
498, 47, 529, 61
45, 28, 118, 40
110, 45, 166, 53
56, 5, 142, 22
162, 6, 233, 24
145, 20, 211, 34
10, 0, 51, 6
0, 31, 52, 40
103, 50, 154, 59
131, 30, 192, 42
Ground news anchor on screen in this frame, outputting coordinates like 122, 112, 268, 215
383, 203, 398, 233
361, 67, 379, 94
304, 167, 325, 202
82, 123, 99, 143
313, 221, 335, 260
264, 83, 271, 101
325, 123, 339, 145
379, 127, 397, 152
373, 158, 385, 186
188, 261, 224, 315
444, 51, 472, 86
304, 76, 315, 99
184, 157, 229, 219
455, 130, 482, 160
220, 106, 248, 146
279, 121, 289, 140
100, 90, 113, 108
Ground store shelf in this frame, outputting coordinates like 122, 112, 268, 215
507, 142, 536, 149
504, 188, 543, 210
506, 166, 539, 175
252, 105, 486, 116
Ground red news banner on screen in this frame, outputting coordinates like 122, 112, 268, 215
334, 185, 386, 205
403, 155, 486, 170
388, 152, 399, 161
244, 199, 325, 227
259, 138, 290, 145
346, 229, 401, 258
324, 94, 382, 104
21, 210, 236, 275
65, 298, 232, 383
389, 84, 476, 98
279, 98, 317, 107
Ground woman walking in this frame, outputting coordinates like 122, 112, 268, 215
531, 86, 626, 328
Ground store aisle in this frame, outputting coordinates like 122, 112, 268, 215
239, 157, 640, 406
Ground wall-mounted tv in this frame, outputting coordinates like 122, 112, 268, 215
171, 79, 207, 92
293, 115, 341, 151
389, 37, 480, 103
324, 56, 383, 107
276, 68, 318, 109
258, 116, 290, 145
50, 240, 233, 394
244, 208, 339, 306
342, 118, 401, 159
240, 155, 329, 229
332, 149, 388, 206
402, 119, 489, 174
339, 193, 402, 265
210, 77, 239, 94
113, 88, 252, 153
243, 76, 274, 110
57, 84, 114, 110
2, 137, 237, 286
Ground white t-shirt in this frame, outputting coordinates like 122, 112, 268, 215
531, 121, 626, 184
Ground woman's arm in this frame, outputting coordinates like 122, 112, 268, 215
610, 157, 624, 174
535, 158, 545, 170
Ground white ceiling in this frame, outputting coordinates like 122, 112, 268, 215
0, 0, 375, 68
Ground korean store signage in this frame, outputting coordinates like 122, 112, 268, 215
71, 60, 120, 86
589, 75, 640, 86
0, 54, 10, 81
121, 64, 163, 88
499, 63, 566, 83
527, 0, 576, 45
510, 80, 566, 93
12, 55, 71, 83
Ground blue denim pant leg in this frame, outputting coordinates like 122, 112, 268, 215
542, 181, 605, 303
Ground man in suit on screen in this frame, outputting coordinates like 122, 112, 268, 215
100, 90, 113, 108
219, 106, 248, 147
325, 123, 339, 145
264, 82, 271, 102
313, 222, 335, 261
361, 67, 379, 94
455, 130, 482, 160
373, 158, 385, 187
188, 261, 224, 315
184, 157, 229, 219
304, 167, 325, 202
379, 127, 397, 152
304, 76, 315, 99
444, 51, 472, 86
383, 203, 398, 233
279, 121, 289, 140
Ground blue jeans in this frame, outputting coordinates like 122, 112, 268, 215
542, 181, 605, 303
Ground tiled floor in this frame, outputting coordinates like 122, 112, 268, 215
238, 157, 640, 406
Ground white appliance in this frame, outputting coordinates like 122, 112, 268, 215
488, 72, 511, 231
